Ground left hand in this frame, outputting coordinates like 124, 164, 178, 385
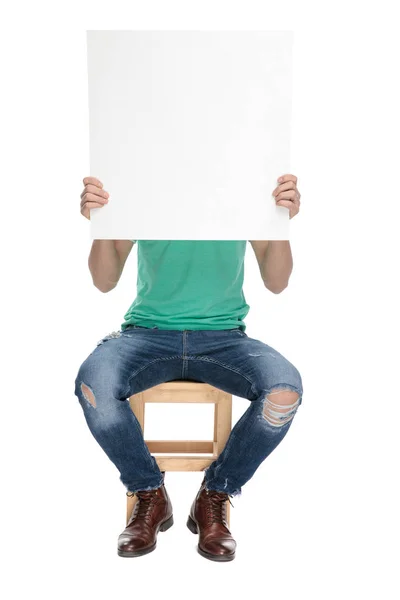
272, 174, 301, 220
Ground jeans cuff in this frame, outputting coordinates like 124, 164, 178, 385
204, 475, 242, 498
125, 475, 164, 496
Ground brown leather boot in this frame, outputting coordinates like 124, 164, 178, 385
187, 476, 236, 561
118, 478, 173, 557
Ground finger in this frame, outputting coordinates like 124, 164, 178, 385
80, 193, 109, 208
277, 197, 300, 214
80, 185, 109, 201
80, 184, 109, 200
83, 176, 103, 188
272, 180, 297, 196
81, 206, 91, 220
277, 174, 298, 184
275, 190, 298, 202
276, 200, 293, 210
81, 201, 105, 213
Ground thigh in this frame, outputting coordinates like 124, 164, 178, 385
186, 329, 303, 402
75, 327, 183, 400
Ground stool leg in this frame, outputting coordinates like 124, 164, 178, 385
126, 394, 144, 523
129, 393, 145, 431
214, 393, 232, 454
126, 494, 138, 525
214, 393, 232, 529
226, 499, 230, 528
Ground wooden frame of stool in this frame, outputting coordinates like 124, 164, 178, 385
127, 381, 233, 527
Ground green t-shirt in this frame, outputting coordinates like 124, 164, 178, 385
121, 240, 250, 331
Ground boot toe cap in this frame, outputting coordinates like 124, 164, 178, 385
118, 534, 151, 553
202, 536, 236, 556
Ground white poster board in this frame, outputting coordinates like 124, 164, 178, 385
86, 31, 293, 240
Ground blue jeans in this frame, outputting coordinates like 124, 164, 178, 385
74, 326, 303, 498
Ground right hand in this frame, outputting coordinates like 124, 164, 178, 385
80, 176, 110, 220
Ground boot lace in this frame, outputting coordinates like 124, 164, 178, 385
205, 490, 235, 526
128, 489, 162, 523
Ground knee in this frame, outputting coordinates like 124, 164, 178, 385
262, 388, 302, 427
74, 359, 125, 408
80, 382, 96, 407
74, 362, 97, 408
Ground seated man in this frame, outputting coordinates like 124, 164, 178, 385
75, 174, 303, 562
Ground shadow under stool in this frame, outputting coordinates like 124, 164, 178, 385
127, 381, 233, 527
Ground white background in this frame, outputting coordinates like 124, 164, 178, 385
1, 1, 399, 599
87, 30, 292, 240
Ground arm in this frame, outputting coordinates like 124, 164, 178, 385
89, 240, 135, 293
250, 173, 301, 293
80, 176, 136, 293
250, 240, 293, 294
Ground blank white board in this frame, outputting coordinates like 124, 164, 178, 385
86, 31, 293, 240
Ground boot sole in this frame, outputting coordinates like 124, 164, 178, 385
117, 513, 174, 557
186, 515, 235, 562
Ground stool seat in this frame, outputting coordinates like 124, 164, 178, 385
127, 381, 233, 525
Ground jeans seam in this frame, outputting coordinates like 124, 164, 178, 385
123, 355, 182, 397
186, 356, 255, 389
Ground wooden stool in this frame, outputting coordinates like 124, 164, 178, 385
127, 381, 233, 526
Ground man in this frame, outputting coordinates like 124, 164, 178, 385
75, 174, 303, 561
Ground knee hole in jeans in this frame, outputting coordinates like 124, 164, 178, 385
81, 383, 96, 408
262, 389, 301, 427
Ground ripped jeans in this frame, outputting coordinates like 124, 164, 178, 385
74, 326, 303, 498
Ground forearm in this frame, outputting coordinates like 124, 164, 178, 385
88, 240, 123, 292
261, 240, 293, 293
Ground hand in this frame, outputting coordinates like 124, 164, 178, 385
272, 174, 301, 220
80, 176, 110, 220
